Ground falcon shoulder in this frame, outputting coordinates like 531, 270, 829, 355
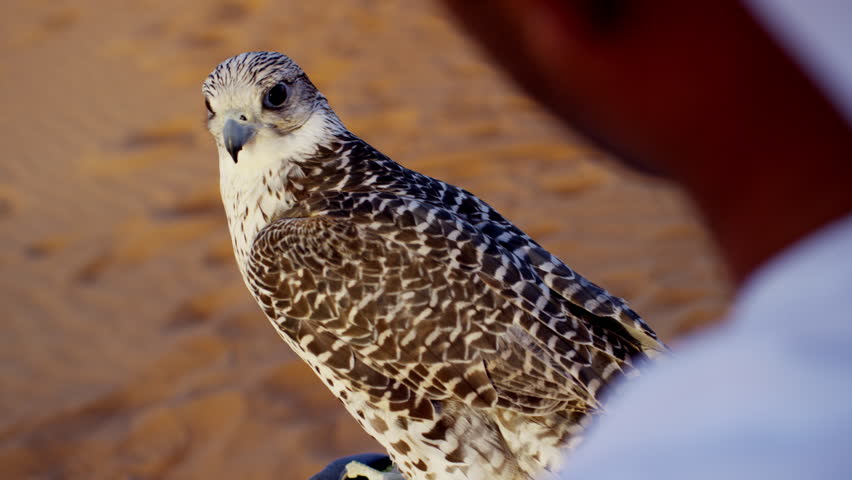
401, 172, 666, 361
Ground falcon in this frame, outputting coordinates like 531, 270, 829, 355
202, 51, 666, 480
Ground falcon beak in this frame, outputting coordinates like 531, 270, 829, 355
223, 118, 257, 163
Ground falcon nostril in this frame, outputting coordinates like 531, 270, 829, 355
239, 114, 247, 121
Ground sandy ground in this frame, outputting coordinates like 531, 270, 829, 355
0, 1, 730, 478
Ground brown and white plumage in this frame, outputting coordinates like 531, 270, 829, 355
203, 51, 665, 480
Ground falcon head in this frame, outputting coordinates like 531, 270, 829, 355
202, 51, 342, 165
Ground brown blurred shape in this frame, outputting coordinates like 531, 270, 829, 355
442, 0, 852, 283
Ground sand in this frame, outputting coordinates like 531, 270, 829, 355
0, 1, 730, 478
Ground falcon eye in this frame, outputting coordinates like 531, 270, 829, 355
263, 83, 289, 109
204, 98, 215, 118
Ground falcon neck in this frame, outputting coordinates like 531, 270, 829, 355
286, 133, 415, 200
219, 107, 346, 272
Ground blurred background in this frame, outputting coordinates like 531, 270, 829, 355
0, 1, 730, 478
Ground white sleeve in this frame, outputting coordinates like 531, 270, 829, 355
557, 326, 852, 479
557, 216, 852, 480
743, 0, 852, 125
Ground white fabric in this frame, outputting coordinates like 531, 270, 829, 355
744, 0, 852, 126
557, 213, 852, 479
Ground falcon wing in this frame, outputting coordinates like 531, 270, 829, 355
412, 179, 666, 358
247, 191, 635, 418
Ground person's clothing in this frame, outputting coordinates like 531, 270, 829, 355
558, 213, 852, 479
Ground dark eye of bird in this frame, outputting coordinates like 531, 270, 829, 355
264, 83, 288, 108
205, 98, 215, 118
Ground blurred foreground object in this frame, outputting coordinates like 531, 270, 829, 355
440, 0, 852, 478
442, 0, 852, 284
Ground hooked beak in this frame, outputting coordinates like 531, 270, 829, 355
223, 118, 257, 163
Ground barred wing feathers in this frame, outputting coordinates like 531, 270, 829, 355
246, 191, 651, 419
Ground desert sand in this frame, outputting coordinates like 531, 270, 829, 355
0, 1, 730, 478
